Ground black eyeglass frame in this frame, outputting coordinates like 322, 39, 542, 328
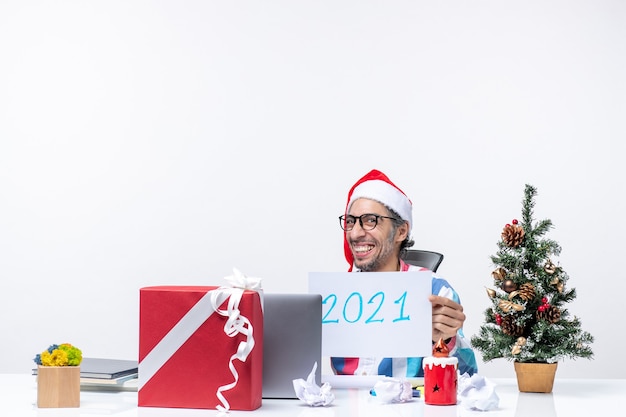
338, 213, 401, 231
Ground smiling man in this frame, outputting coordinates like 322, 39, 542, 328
331, 169, 477, 377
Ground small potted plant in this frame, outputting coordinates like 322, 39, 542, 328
34, 343, 83, 407
471, 185, 594, 393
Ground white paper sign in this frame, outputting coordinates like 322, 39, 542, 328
308, 271, 432, 358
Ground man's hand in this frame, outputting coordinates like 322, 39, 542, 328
429, 295, 466, 342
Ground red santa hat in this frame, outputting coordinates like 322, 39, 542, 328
343, 169, 413, 270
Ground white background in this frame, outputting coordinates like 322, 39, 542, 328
1, 1, 624, 379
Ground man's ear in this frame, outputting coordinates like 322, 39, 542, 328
395, 221, 409, 242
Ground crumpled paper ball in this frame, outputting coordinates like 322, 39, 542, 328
292, 363, 335, 407
457, 372, 500, 411
371, 377, 413, 403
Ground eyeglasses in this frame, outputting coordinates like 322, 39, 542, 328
338, 214, 401, 231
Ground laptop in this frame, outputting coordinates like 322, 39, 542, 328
78, 358, 138, 379
262, 293, 322, 399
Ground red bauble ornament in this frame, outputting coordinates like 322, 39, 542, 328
495, 314, 502, 325
512, 219, 518, 225
538, 305, 546, 312
542, 297, 548, 304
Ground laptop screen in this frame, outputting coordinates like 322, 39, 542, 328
262, 293, 322, 399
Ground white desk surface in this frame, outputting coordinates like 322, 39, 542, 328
2, 374, 624, 417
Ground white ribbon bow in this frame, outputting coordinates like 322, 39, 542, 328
210, 268, 262, 412
222, 268, 262, 291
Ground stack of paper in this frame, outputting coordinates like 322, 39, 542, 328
79, 358, 138, 390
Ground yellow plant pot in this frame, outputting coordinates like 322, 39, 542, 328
37, 365, 80, 408
513, 361, 558, 393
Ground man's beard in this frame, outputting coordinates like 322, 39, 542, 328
354, 233, 396, 272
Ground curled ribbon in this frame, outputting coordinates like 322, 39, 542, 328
209, 268, 262, 412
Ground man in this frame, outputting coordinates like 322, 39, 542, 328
331, 169, 477, 377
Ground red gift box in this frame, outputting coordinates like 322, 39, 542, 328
138, 285, 263, 410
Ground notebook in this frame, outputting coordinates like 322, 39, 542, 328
262, 293, 322, 399
78, 357, 138, 379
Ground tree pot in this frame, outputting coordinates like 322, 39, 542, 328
36, 365, 80, 408
513, 361, 558, 393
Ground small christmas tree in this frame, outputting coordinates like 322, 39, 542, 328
471, 185, 593, 364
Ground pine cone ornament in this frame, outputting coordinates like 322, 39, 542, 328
537, 305, 561, 323
501, 315, 525, 336
516, 283, 536, 301
502, 224, 525, 247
